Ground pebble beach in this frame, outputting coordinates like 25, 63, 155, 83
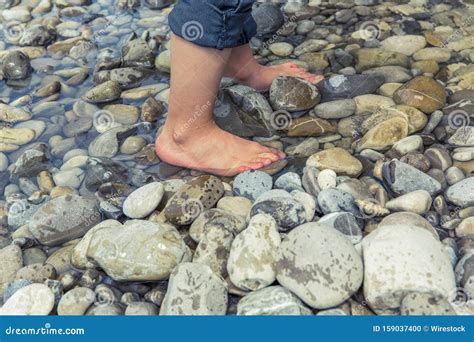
0, 0, 473, 316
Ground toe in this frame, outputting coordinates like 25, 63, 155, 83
245, 161, 265, 170
258, 151, 281, 162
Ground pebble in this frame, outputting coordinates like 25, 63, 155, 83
57, 287, 95, 315
317, 74, 385, 102
233, 170, 273, 201
275, 223, 363, 309
393, 76, 447, 113
385, 190, 432, 215
379, 35, 426, 56
362, 224, 455, 310
125, 302, 159, 315
0, 284, 54, 315
307, 147, 362, 177
227, 214, 280, 291
216, 196, 252, 218
189, 208, 246, 243
0, 245, 23, 297
317, 212, 363, 244
445, 178, 474, 207
123, 182, 164, 218
312, 99, 356, 119
317, 188, 359, 216
400, 292, 455, 315
159, 263, 228, 315
270, 76, 321, 112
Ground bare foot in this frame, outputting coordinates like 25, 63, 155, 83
156, 122, 285, 177
233, 62, 324, 92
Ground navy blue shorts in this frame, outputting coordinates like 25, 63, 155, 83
168, 0, 257, 49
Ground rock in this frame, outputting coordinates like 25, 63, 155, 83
269, 42, 293, 57
285, 138, 319, 157
189, 209, 246, 243
217, 196, 252, 218
311, 99, 356, 119
392, 135, 424, 155
380, 35, 426, 56
0, 127, 35, 147
123, 182, 164, 218
424, 147, 452, 171
0, 104, 31, 123
86, 220, 190, 281
454, 252, 474, 303
3, 279, 32, 303
0, 284, 54, 315
354, 94, 395, 114
317, 169, 337, 190
233, 170, 273, 201
287, 116, 336, 137
275, 223, 363, 309
250, 190, 306, 231
83, 81, 121, 103
413, 47, 451, 62
160, 263, 227, 315
317, 212, 363, 244
362, 224, 456, 310
316, 74, 385, 102
400, 292, 455, 315
237, 286, 311, 315
317, 188, 359, 216
307, 148, 362, 177
393, 76, 447, 113
120, 136, 146, 154
379, 212, 438, 239
445, 177, 474, 207
356, 117, 409, 152
57, 287, 95, 315
28, 194, 101, 246
385, 190, 432, 215
456, 217, 474, 237
164, 176, 225, 225
0, 245, 23, 297
294, 39, 328, 56
274, 172, 303, 193
298, 52, 329, 72
122, 38, 155, 68
252, 3, 284, 37
292, 190, 316, 222
269, 76, 321, 112
15, 263, 56, 283
125, 302, 159, 315
363, 66, 412, 84
448, 127, 474, 147
18, 24, 55, 46
354, 48, 409, 72
2, 51, 31, 80
379, 160, 442, 196
227, 214, 281, 291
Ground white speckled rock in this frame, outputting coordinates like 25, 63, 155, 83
217, 196, 252, 218
237, 286, 312, 315
0, 284, 54, 315
86, 220, 190, 281
317, 169, 337, 189
362, 224, 456, 310
292, 190, 316, 222
0, 245, 23, 297
380, 35, 426, 56
123, 182, 164, 218
275, 223, 363, 309
385, 190, 432, 214
57, 287, 95, 315
227, 214, 281, 291
160, 262, 228, 315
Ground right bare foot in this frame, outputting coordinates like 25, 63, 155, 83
155, 122, 285, 177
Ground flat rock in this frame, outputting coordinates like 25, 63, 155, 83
316, 74, 385, 102
287, 116, 336, 137
385, 190, 432, 215
445, 177, 474, 207
233, 170, 273, 201
123, 182, 164, 218
393, 76, 447, 114
275, 223, 363, 309
0, 284, 54, 315
306, 147, 362, 177
0, 245, 23, 297
311, 99, 356, 119
380, 35, 426, 56
269, 76, 321, 112
57, 287, 95, 315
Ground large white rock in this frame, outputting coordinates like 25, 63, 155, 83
160, 263, 228, 315
362, 224, 456, 310
57, 287, 95, 315
227, 214, 281, 291
123, 182, 164, 218
275, 223, 363, 309
380, 35, 426, 56
0, 284, 54, 315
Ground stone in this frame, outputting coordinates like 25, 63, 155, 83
380, 35, 426, 56
400, 292, 455, 315
317, 188, 359, 216
3, 279, 32, 303
189, 209, 246, 243
356, 116, 409, 152
445, 177, 474, 207
306, 148, 362, 177
393, 76, 447, 113
269, 76, 321, 112
250, 190, 306, 231
317, 169, 337, 190
385, 190, 432, 215
412, 47, 451, 62
252, 3, 284, 37
123, 182, 164, 219
83, 81, 121, 103
424, 147, 452, 171
316, 74, 385, 102
275, 223, 363, 309
269, 42, 293, 57
57, 287, 95, 315
379, 212, 438, 239
354, 94, 395, 114
237, 286, 311, 316
362, 224, 456, 310
217, 196, 252, 218
0, 104, 31, 123
120, 136, 146, 154
164, 176, 225, 225
311, 99, 356, 119
233, 171, 273, 201
354, 48, 409, 72
274, 172, 303, 193
285, 138, 320, 157
0, 284, 54, 315
227, 214, 280, 291
0, 245, 23, 297
317, 212, 363, 244
287, 116, 336, 137
28, 194, 101, 246
160, 263, 227, 315
86, 220, 190, 281
379, 160, 442, 196
298, 52, 329, 72
15, 263, 56, 283
294, 39, 328, 56
2, 51, 31, 80
456, 217, 474, 238
125, 302, 159, 315
392, 135, 424, 156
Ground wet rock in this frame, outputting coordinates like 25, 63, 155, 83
189, 208, 246, 243
316, 74, 385, 102
0, 245, 23, 297
362, 224, 456, 310
275, 222, 363, 309
123, 182, 164, 218
269, 76, 321, 112
217, 196, 252, 218
354, 48, 409, 72
11, 143, 49, 177
237, 286, 311, 315
400, 292, 455, 315
287, 116, 336, 137
86, 220, 190, 281
356, 116, 409, 152
227, 214, 280, 291
307, 148, 362, 177
393, 76, 447, 113
122, 38, 155, 68
0, 283, 54, 315
2, 51, 31, 80
28, 194, 101, 246
57, 287, 95, 315
160, 263, 228, 315
19, 24, 55, 46
380, 35, 426, 56
164, 176, 225, 225
317, 188, 359, 216
233, 170, 273, 201
83, 81, 121, 103
385, 190, 432, 215
445, 177, 474, 207
311, 99, 356, 119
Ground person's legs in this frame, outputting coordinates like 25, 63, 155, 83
156, 34, 284, 177
223, 44, 324, 91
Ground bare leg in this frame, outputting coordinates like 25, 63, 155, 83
223, 44, 324, 91
155, 34, 285, 177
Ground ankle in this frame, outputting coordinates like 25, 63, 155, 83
161, 120, 216, 145
231, 63, 264, 84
